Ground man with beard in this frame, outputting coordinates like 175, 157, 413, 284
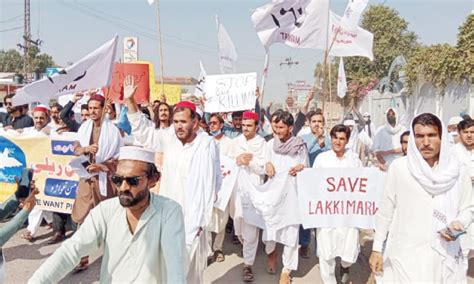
153, 102, 172, 129
227, 111, 266, 282
370, 113, 473, 282
17, 106, 54, 242
264, 111, 308, 284
372, 108, 407, 171
30, 146, 186, 283
124, 76, 218, 283
48, 103, 63, 131
400, 131, 410, 156
1, 94, 33, 130
71, 93, 123, 270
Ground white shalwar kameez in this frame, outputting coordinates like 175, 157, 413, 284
451, 143, 474, 256
264, 138, 308, 272
227, 134, 266, 266
208, 134, 233, 252
374, 117, 473, 283
30, 194, 186, 283
313, 149, 363, 283
372, 108, 407, 168
128, 112, 218, 283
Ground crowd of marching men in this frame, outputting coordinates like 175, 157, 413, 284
0, 76, 473, 283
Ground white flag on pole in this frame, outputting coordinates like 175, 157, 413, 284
251, 0, 329, 49
337, 57, 347, 99
328, 11, 374, 60
193, 61, 207, 98
147, 0, 154, 6
13, 36, 118, 106
340, 0, 368, 32
216, 15, 238, 74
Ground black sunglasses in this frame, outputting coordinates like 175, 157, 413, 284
111, 175, 147, 186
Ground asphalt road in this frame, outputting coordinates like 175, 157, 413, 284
2, 224, 474, 283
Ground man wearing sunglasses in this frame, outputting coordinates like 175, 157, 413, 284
1, 94, 33, 130
31, 146, 186, 283
124, 76, 219, 283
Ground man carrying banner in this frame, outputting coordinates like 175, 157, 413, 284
124, 76, 218, 283
313, 124, 363, 283
30, 146, 186, 283
370, 113, 473, 282
264, 111, 308, 284
71, 93, 123, 270
18, 105, 54, 242
227, 111, 266, 282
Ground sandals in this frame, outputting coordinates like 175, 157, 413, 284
243, 266, 254, 282
214, 250, 225, 262
74, 256, 89, 272
21, 231, 35, 242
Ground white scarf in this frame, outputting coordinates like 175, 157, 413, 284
384, 107, 404, 135
407, 114, 464, 279
184, 133, 219, 247
77, 119, 123, 196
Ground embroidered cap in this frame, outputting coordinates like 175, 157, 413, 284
118, 146, 155, 164
175, 101, 196, 112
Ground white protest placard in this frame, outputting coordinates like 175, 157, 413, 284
297, 167, 386, 229
214, 155, 240, 211
203, 72, 257, 113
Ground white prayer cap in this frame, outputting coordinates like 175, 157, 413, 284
363, 112, 370, 117
118, 146, 155, 164
343, 119, 356, 126
448, 116, 463, 126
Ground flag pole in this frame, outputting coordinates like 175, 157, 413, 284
156, 0, 165, 100
259, 49, 270, 105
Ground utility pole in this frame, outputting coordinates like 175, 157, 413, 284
23, 0, 31, 83
17, 0, 42, 83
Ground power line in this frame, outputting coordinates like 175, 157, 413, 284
0, 26, 23, 32
58, 0, 280, 62
0, 15, 23, 23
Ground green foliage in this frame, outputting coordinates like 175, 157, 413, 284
342, 5, 419, 100
0, 47, 56, 74
405, 14, 473, 94
0, 49, 23, 73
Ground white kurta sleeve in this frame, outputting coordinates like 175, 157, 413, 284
160, 201, 186, 283
373, 163, 398, 252
29, 204, 107, 283
455, 169, 474, 228
127, 111, 164, 152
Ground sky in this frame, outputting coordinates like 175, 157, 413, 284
1, 0, 472, 104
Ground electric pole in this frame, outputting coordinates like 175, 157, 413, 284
23, 0, 31, 83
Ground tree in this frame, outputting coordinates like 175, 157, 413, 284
343, 5, 419, 101
0, 47, 56, 74
456, 14, 473, 81
404, 14, 473, 94
0, 49, 23, 73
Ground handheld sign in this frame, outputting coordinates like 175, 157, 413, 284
203, 72, 257, 113
297, 167, 386, 229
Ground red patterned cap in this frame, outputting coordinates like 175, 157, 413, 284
175, 101, 196, 112
243, 111, 258, 121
